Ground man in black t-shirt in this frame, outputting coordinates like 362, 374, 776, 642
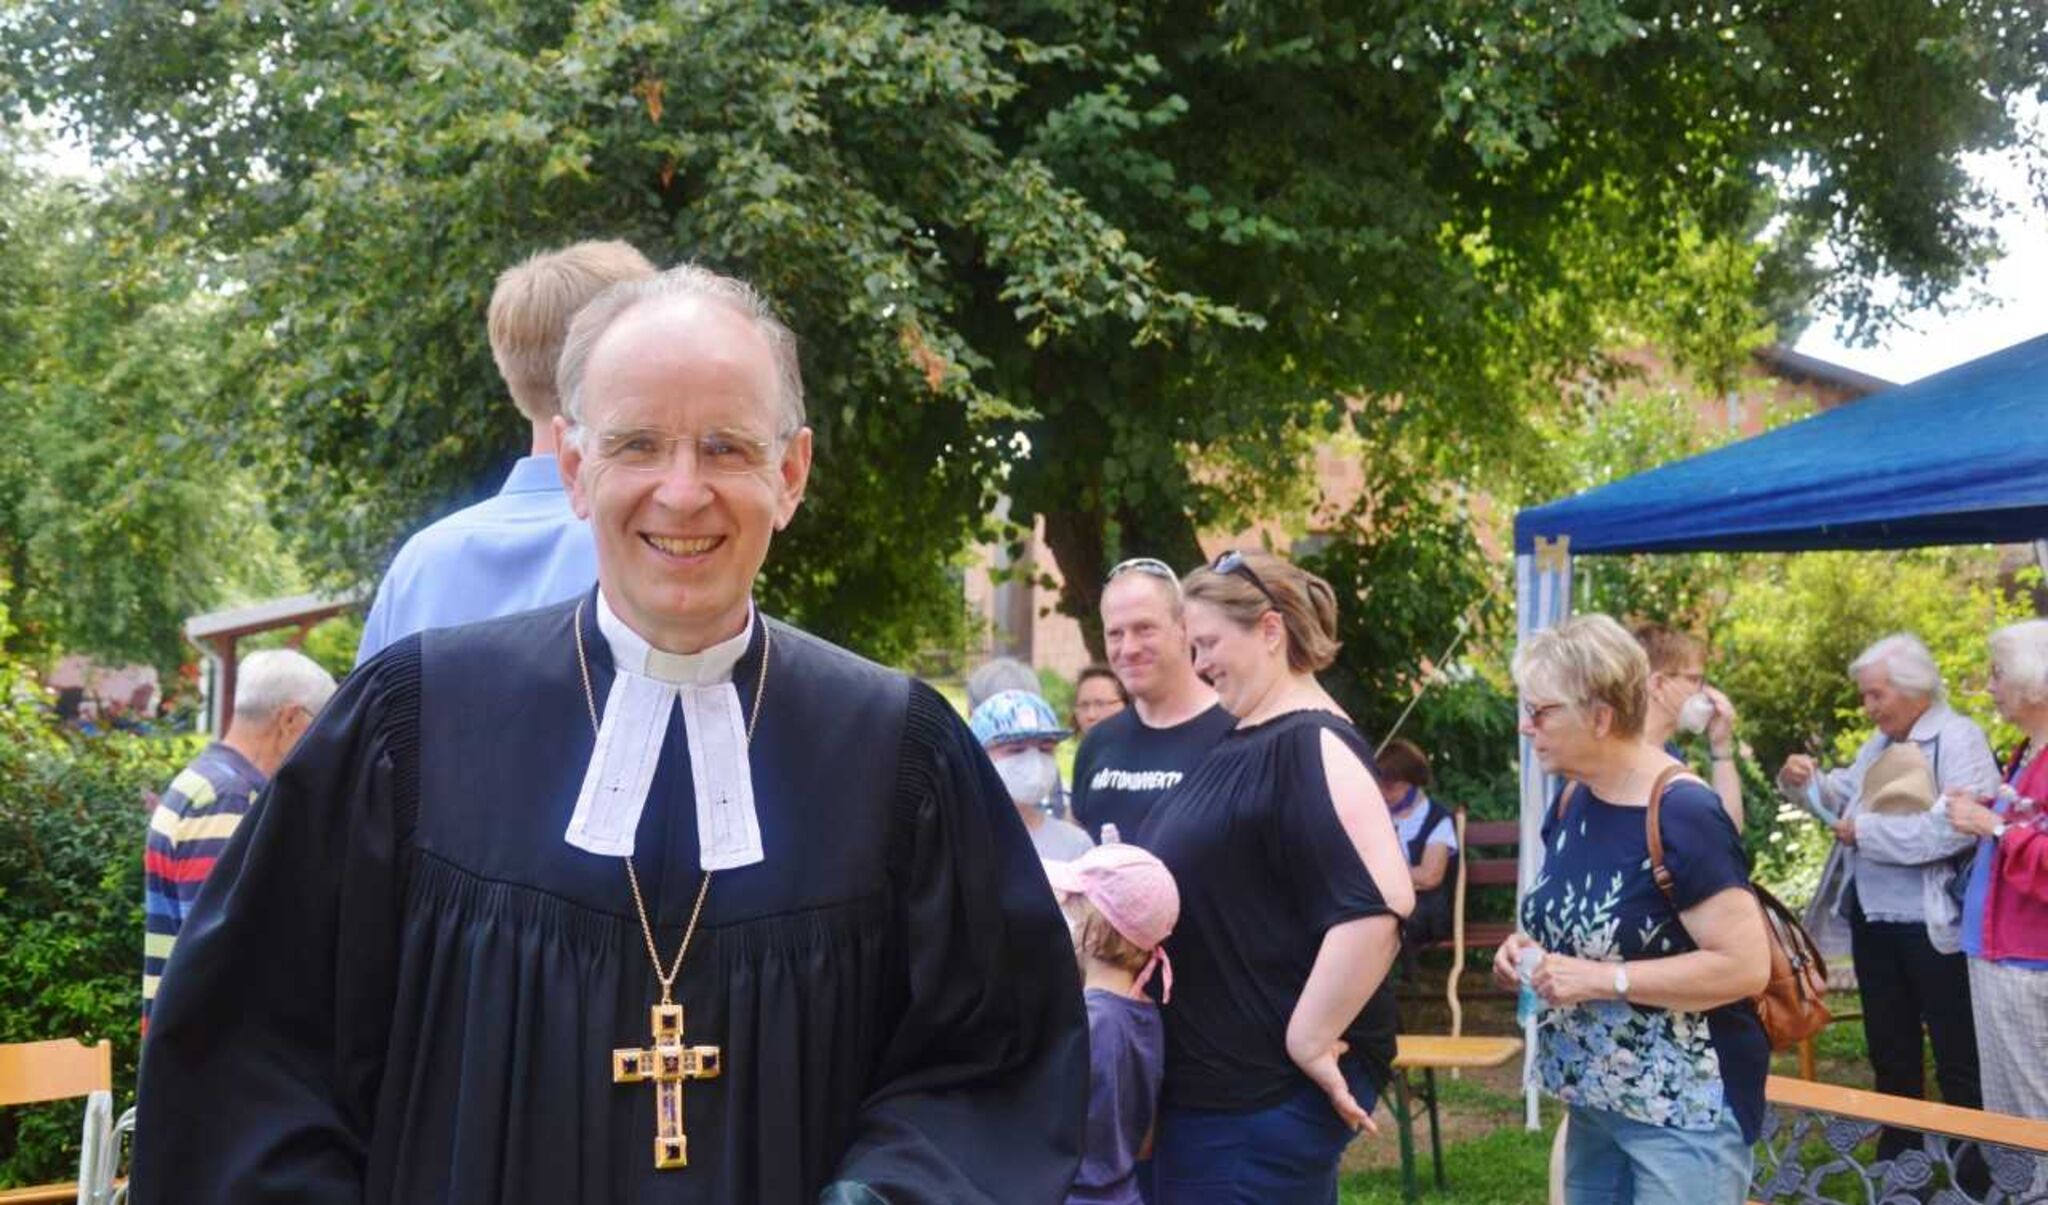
1071, 559, 1237, 844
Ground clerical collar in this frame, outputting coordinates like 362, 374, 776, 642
564, 592, 767, 870
595, 591, 754, 685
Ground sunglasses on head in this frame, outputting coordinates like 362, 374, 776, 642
1211, 550, 1280, 607
1106, 557, 1180, 589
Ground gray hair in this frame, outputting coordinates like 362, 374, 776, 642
1990, 619, 2048, 708
555, 262, 806, 441
232, 650, 338, 724
1850, 633, 1943, 700
968, 657, 1041, 709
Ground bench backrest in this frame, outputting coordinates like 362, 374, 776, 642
1460, 816, 1521, 887
0, 1038, 111, 1108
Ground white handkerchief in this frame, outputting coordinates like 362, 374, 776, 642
679, 684, 765, 869
565, 673, 675, 857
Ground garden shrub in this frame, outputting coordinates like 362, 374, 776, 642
0, 643, 198, 1186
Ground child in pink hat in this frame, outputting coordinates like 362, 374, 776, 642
1043, 842, 1180, 1205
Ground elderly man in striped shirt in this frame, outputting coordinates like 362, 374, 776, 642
142, 649, 336, 1029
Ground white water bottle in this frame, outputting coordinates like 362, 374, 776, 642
1515, 946, 1547, 1027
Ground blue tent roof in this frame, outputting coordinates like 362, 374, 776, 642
1514, 334, 2048, 555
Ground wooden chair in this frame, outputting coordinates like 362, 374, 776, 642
1387, 1033, 1525, 1203
0, 1039, 128, 1205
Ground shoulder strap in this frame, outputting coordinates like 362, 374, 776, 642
1644, 765, 1688, 903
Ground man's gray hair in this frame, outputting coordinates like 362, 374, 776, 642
232, 650, 338, 724
556, 262, 806, 440
1990, 619, 2048, 708
968, 657, 1041, 710
1850, 633, 1944, 700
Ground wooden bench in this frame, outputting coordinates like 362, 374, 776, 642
1750, 1075, 2048, 1202
1388, 1033, 1524, 1204
0, 1038, 128, 1205
1429, 809, 1522, 1038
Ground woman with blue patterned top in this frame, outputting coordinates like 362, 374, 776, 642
1492, 615, 1771, 1205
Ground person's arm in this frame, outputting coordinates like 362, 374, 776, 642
1531, 885, 1769, 1011
1282, 729, 1411, 1129
1411, 843, 1451, 892
140, 803, 183, 1030
1996, 823, 2048, 899
1285, 915, 1398, 1131
1703, 687, 1744, 828
825, 683, 1087, 1205
1854, 807, 1973, 865
1318, 729, 1414, 919
132, 647, 413, 1205
1940, 720, 2003, 798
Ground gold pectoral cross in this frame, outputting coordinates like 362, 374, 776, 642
612, 1002, 722, 1169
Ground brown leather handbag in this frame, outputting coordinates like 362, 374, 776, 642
1645, 768, 1832, 1050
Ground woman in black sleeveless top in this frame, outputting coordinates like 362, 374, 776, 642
1138, 550, 1415, 1205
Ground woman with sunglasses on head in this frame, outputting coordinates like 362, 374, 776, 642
1495, 614, 1770, 1205
1137, 549, 1414, 1204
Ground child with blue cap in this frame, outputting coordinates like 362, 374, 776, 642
970, 689, 1095, 860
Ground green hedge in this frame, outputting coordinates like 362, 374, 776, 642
0, 663, 198, 1186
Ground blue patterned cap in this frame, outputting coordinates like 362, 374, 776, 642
969, 689, 1071, 747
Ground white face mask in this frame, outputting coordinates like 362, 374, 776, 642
1677, 691, 1716, 735
995, 748, 1060, 805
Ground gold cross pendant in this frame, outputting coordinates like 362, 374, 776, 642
612, 1002, 722, 1169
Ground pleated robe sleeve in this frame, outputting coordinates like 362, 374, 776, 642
822, 682, 1088, 1205
130, 639, 417, 1205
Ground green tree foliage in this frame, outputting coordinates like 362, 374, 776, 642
7, 1, 2041, 662
0, 600, 197, 1185
0, 149, 298, 669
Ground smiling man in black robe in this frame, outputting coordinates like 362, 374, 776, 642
133, 264, 1087, 1204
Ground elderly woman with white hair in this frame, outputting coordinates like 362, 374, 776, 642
1943, 619, 2048, 1124
1778, 632, 1998, 1151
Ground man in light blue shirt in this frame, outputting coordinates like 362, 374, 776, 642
357, 240, 656, 664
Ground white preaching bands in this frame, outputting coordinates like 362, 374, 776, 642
564, 592, 768, 871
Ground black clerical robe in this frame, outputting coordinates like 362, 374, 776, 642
133, 595, 1087, 1204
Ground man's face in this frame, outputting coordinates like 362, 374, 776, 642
559, 296, 812, 651
1101, 575, 1188, 702
1857, 665, 1927, 742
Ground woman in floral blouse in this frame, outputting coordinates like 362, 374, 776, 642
1493, 614, 1771, 1205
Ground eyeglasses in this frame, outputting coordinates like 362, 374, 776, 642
1106, 557, 1180, 588
584, 426, 779, 476
1521, 700, 1571, 727
1212, 550, 1280, 608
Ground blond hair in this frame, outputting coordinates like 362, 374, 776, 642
1513, 613, 1650, 738
487, 240, 657, 421
1060, 895, 1153, 976
1181, 549, 1341, 674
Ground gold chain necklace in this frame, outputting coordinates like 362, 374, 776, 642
572, 597, 771, 1004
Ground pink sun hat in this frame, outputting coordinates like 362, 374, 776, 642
1043, 842, 1181, 1001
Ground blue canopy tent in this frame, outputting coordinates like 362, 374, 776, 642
1507, 332, 2048, 1124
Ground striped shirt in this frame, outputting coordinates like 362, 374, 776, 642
143, 743, 265, 1029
